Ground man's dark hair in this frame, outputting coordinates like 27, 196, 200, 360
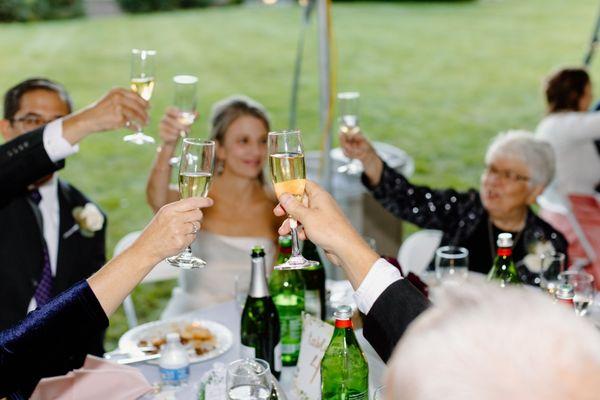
544, 68, 591, 113
3, 78, 73, 120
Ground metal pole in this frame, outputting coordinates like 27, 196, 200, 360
317, 0, 333, 193
583, 1, 600, 66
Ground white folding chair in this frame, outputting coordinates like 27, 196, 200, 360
114, 231, 180, 329
397, 230, 443, 275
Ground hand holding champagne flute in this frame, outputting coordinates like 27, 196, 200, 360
124, 49, 157, 145
166, 138, 215, 269
268, 130, 316, 270
337, 91, 361, 175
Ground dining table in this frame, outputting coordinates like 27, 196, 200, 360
130, 299, 388, 399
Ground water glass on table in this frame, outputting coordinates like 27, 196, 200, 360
558, 270, 595, 317
435, 246, 469, 285
226, 358, 272, 400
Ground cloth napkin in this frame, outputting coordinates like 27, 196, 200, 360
30, 355, 153, 400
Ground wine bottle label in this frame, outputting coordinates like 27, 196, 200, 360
240, 343, 256, 359
282, 343, 300, 354
274, 341, 282, 372
280, 315, 302, 355
304, 290, 322, 319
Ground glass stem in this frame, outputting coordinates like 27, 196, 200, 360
290, 217, 301, 256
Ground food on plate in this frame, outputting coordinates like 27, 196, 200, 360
137, 321, 217, 356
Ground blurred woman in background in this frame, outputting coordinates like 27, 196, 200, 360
147, 95, 281, 316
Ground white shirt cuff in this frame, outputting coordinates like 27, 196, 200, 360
43, 119, 79, 162
353, 258, 402, 315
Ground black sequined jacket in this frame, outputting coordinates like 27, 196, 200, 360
363, 162, 568, 280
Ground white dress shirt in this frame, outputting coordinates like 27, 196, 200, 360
353, 258, 402, 315
27, 120, 79, 312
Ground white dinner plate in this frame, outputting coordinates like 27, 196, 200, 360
118, 318, 233, 364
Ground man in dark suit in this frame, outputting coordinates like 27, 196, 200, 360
0, 80, 149, 356
274, 180, 431, 362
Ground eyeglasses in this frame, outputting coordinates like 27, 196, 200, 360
11, 114, 61, 129
484, 165, 530, 183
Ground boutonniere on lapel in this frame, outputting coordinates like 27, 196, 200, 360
63, 203, 104, 239
522, 240, 556, 273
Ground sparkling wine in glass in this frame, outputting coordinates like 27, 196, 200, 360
169, 74, 199, 166
337, 91, 362, 175
124, 49, 157, 145
539, 252, 565, 297
226, 358, 272, 400
268, 130, 316, 270
166, 138, 215, 269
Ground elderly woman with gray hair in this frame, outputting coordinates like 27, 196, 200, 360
341, 130, 567, 281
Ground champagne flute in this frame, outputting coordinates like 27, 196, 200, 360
268, 130, 316, 270
124, 49, 157, 145
166, 138, 215, 269
337, 91, 361, 175
169, 74, 199, 166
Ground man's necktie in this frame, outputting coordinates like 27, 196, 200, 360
28, 189, 53, 306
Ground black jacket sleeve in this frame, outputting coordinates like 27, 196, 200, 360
0, 280, 109, 398
363, 279, 431, 363
0, 126, 65, 207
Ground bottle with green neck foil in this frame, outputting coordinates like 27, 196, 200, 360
240, 246, 282, 379
487, 232, 521, 287
268, 236, 305, 366
321, 305, 369, 400
301, 239, 326, 320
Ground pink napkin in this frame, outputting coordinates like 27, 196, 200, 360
30, 355, 153, 400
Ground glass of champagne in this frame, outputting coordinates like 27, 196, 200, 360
226, 358, 272, 400
559, 270, 595, 316
169, 74, 199, 166
435, 246, 469, 285
166, 138, 215, 269
268, 130, 316, 270
539, 252, 565, 297
337, 92, 361, 175
124, 49, 157, 145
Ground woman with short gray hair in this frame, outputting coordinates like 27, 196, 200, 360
341, 130, 567, 282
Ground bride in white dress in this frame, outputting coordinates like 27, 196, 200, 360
146, 95, 282, 318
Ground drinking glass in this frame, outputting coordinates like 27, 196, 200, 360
124, 49, 157, 145
558, 270, 595, 316
435, 246, 469, 285
226, 358, 272, 400
166, 139, 215, 269
373, 385, 386, 400
337, 92, 362, 175
539, 252, 565, 297
268, 130, 316, 270
169, 74, 199, 166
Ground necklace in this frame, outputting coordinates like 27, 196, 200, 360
487, 219, 524, 261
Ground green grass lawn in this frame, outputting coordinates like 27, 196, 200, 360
0, 0, 597, 349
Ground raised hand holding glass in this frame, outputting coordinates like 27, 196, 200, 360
124, 49, 157, 145
166, 139, 215, 269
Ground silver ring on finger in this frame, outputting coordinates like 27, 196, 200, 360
190, 221, 199, 234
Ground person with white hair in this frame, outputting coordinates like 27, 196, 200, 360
386, 281, 600, 400
341, 130, 567, 283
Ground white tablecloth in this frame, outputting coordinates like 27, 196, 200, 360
132, 300, 387, 399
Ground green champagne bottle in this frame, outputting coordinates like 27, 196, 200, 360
487, 232, 521, 287
269, 236, 305, 366
301, 239, 326, 320
240, 246, 282, 379
321, 305, 369, 400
